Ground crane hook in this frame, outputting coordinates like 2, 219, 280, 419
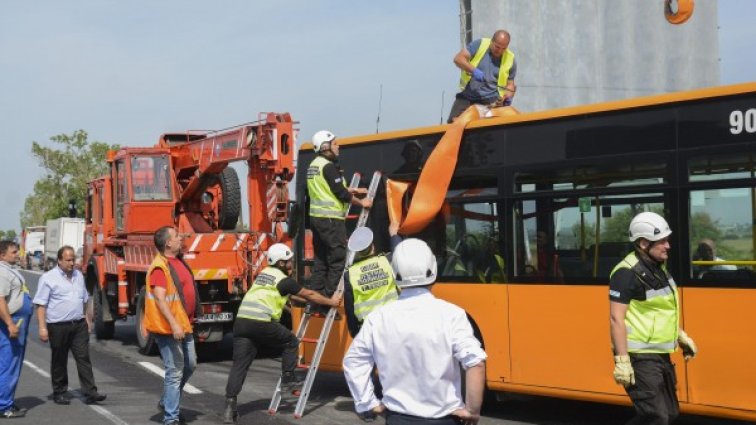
665, 0, 694, 25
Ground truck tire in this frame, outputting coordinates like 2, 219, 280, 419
93, 287, 115, 340
136, 286, 158, 355
218, 166, 241, 230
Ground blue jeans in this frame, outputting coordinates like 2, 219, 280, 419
0, 295, 32, 411
155, 334, 196, 424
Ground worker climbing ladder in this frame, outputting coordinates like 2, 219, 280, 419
268, 170, 383, 418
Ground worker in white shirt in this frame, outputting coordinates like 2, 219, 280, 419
343, 238, 487, 425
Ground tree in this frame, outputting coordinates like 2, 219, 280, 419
20, 130, 118, 228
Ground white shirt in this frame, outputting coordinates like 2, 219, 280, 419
343, 286, 487, 417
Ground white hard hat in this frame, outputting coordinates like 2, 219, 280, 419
348, 227, 374, 253
267, 243, 293, 265
312, 130, 336, 152
390, 238, 437, 288
629, 212, 672, 242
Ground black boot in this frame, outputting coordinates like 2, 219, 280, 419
222, 397, 238, 424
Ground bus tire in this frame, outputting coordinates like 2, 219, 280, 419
93, 287, 115, 340
136, 286, 158, 355
218, 167, 241, 230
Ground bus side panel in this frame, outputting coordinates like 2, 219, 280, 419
507, 284, 623, 395
681, 287, 756, 411
433, 284, 510, 385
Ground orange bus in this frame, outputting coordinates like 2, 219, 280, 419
291, 82, 756, 422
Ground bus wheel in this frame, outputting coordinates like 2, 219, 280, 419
93, 287, 115, 340
136, 286, 158, 355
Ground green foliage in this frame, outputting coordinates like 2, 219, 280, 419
20, 130, 118, 228
0, 230, 18, 241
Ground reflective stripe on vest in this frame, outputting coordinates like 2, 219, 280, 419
610, 253, 679, 353
307, 156, 347, 220
348, 255, 398, 321
458, 38, 516, 98
144, 255, 193, 335
237, 266, 289, 322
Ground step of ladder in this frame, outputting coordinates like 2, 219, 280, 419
267, 170, 382, 418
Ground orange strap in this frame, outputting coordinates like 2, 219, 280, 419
387, 105, 519, 235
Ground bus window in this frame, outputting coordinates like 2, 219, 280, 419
513, 194, 664, 282
438, 200, 503, 283
689, 153, 756, 283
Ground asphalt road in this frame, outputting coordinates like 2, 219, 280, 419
13, 270, 753, 425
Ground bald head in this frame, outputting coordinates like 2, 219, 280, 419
489, 30, 511, 58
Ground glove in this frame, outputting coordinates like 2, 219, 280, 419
613, 355, 635, 387
471, 68, 485, 82
678, 329, 698, 360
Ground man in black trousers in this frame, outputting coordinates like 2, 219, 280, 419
33, 246, 106, 405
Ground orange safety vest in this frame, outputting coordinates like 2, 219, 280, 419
144, 255, 194, 335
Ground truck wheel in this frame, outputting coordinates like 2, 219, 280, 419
93, 288, 115, 340
136, 286, 158, 355
218, 166, 241, 230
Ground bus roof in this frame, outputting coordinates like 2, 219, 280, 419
300, 82, 756, 151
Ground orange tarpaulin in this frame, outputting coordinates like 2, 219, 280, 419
387, 105, 519, 235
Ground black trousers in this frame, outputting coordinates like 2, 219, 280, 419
225, 319, 299, 398
310, 216, 347, 297
625, 354, 680, 425
386, 411, 462, 425
47, 319, 98, 396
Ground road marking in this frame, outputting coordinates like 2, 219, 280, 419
25, 361, 131, 423
21, 270, 43, 276
138, 361, 203, 394
88, 403, 130, 425
23, 360, 50, 378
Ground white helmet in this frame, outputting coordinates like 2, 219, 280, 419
267, 243, 293, 265
312, 130, 336, 152
629, 212, 672, 242
390, 238, 437, 288
348, 227, 374, 254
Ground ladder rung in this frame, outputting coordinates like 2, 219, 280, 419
296, 363, 310, 369
300, 337, 318, 344
345, 214, 359, 220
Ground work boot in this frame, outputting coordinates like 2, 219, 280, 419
222, 397, 238, 424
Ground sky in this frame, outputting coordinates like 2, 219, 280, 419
1, 0, 755, 232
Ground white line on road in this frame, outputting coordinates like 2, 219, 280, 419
23, 360, 50, 378
88, 404, 130, 425
25, 360, 129, 425
138, 361, 203, 394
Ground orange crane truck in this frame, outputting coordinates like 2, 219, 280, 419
82, 113, 296, 353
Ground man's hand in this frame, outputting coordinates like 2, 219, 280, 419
678, 329, 698, 360
371, 403, 386, 415
171, 323, 185, 340
6, 321, 19, 339
471, 68, 485, 82
613, 355, 635, 387
329, 292, 343, 308
39, 328, 49, 343
451, 407, 480, 425
361, 199, 373, 209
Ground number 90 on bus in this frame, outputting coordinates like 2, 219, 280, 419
730, 108, 756, 134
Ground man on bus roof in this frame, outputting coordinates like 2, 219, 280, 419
609, 212, 698, 425
306, 130, 372, 315
448, 29, 517, 123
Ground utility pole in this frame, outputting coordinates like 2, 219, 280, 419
376, 83, 383, 133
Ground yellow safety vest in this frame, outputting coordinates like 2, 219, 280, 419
237, 266, 289, 322
144, 255, 194, 335
348, 255, 398, 321
458, 38, 515, 98
610, 253, 680, 353
307, 156, 348, 220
